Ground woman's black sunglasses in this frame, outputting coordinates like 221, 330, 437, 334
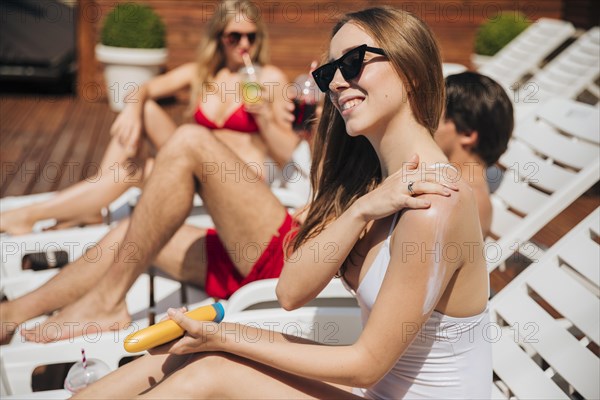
222, 31, 257, 46
312, 44, 386, 92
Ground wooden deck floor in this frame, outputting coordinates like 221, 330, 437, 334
0, 94, 187, 197
1, 93, 599, 294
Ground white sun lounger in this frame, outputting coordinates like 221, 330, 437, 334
517, 27, 599, 105
488, 97, 599, 272
478, 18, 575, 91
490, 207, 599, 399
512, 26, 599, 121
0, 273, 210, 396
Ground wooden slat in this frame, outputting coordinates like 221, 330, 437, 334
77, 104, 115, 184
77, 0, 96, 98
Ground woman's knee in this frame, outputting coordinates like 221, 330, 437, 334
156, 125, 202, 161
176, 124, 216, 150
170, 353, 234, 396
179, 123, 216, 143
143, 99, 160, 114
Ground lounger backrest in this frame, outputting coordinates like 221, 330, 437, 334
490, 208, 599, 399
522, 27, 600, 104
479, 18, 575, 90
225, 278, 357, 315
488, 98, 599, 271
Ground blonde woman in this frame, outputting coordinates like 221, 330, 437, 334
73, 6, 490, 399
1, 0, 297, 235
0, 0, 309, 344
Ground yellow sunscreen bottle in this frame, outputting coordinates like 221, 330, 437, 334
124, 303, 225, 353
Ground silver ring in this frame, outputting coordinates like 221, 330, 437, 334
408, 181, 415, 195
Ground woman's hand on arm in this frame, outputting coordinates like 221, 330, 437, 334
353, 154, 458, 222
109, 62, 196, 157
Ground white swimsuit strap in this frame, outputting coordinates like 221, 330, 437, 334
386, 212, 400, 241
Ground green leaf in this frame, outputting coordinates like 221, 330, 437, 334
101, 3, 166, 49
474, 11, 530, 56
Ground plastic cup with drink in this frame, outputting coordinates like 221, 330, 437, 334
292, 61, 322, 133
240, 53, 262, 105
64, 349, 111, 394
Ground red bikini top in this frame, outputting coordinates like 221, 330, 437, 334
194, 105, 259, 134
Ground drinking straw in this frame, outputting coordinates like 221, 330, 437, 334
242, 52, 257, 80
81, 348, 87, 369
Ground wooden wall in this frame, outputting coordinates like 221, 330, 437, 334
78, 0, 564, 100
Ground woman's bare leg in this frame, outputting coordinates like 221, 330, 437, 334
73, 352, 192, 399
73, 351, 358, 399
0, 100, 177, 235
136, 352, 360, 399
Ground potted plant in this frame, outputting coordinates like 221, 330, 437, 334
472, 11, 530, 69
95, 3, 167, 111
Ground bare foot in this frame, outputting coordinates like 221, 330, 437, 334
21, 291, 131, 343
0, 208, 36, 235
0, 301, 22, 344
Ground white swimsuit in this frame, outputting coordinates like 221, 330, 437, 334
344, 212, 492, 399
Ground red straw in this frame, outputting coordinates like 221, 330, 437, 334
81, 348, 87, 369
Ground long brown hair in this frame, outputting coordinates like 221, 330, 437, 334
292, 7, 445, 253
189, 0, 270, 111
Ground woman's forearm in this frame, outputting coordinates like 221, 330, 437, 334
277, 202, 367, 309
255, 111, 300, 167
129, 62, 195, 108
126, 84, 149, 115
214, 322, 378, 388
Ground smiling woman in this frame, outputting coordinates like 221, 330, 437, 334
72, 6, 490, 400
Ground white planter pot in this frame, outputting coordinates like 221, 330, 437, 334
95, 44, 168, 112
442, 63, 468, 77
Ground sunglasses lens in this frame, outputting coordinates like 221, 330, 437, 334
313, 65, 335, 92
340, 47, 364, 81
225, 32, 242, 45
313, 46, 368, 92
223, 32, 257, 46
